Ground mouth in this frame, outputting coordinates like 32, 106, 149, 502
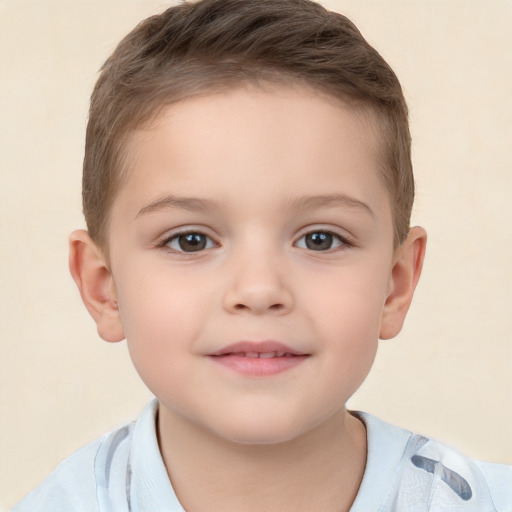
209, 341, 307, 356
217, 350, 299, 358
207, 341, 310, 376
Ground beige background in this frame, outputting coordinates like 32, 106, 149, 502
1, 0, 511, 509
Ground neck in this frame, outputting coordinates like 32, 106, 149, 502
157, 406, 367, 512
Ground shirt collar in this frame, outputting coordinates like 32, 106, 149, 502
128, 402, 413, 512
349, 411, 412, 511
129, 399, 185, 512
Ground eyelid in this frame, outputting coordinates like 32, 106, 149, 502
158, 227, 219, 254
294, 227, 353, 251
155, 225, 353, 255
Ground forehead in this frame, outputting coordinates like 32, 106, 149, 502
114, 85, 390, 222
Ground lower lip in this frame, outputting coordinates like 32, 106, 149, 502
207, 354, 309, 377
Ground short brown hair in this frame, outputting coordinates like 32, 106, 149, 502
83, 0, 414, 248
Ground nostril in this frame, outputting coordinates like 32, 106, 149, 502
224, 286, 293, 315
232, 302, 284, 312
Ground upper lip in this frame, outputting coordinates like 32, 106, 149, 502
208, 341, 308, 357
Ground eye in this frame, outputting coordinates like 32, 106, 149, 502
165, 231, 216, 253
296, 231, 346, 251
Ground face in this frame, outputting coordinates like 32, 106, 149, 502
107, 86, 397, 444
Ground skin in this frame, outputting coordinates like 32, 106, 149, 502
70, 85, 426, 512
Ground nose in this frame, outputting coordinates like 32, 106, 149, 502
222, 248, 294, 316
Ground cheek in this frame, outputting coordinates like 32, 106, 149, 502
114, 264, 212, 386
117, 259, 209, 331
306, 259, 390, 332
304, 261, 390, 379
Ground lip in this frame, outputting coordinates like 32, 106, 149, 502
208, 341, 307, 357
206, 341, 310, 377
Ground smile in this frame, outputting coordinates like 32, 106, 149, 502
224, 351, 296, 358
207, 341, 310, 376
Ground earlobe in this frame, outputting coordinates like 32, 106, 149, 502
379, 226, 427, 340
69, 230, 125, 343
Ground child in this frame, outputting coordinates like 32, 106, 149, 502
13, 0, 511, 510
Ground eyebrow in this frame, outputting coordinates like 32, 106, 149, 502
136, 195, 221, 218
286, 194, 375, 218
136, 192, 374, 218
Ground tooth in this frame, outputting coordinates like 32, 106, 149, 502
276, 351, 285, 357
259, 352, 276, 358
245, 352, 259, 358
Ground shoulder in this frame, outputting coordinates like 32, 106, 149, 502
12, 422, 135, 512
351, 412, 512, 512
13, 400, 183, 512
12, 435, 105, 512
472, 460, 512, 511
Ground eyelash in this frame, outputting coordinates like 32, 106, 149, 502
295, 231, 351, 252
158, 229, 352, 255
158, 229, 218, 255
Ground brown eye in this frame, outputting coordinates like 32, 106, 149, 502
297, 231, 344, 251
167, 232, 214, 252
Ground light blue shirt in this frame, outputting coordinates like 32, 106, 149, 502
13, 400, 512, 511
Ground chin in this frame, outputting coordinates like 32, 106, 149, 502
209, 414, 310, 446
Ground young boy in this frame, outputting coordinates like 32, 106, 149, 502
13, 0, 511, 511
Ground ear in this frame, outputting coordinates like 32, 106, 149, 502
69, 229, 125, 343
380, 226, 427, 340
